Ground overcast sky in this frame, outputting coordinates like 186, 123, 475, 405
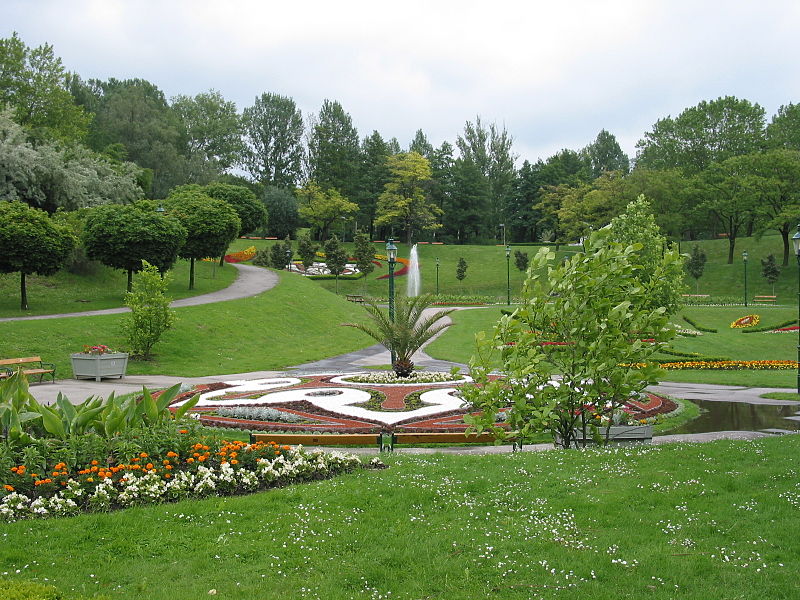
4, 0, 800, 165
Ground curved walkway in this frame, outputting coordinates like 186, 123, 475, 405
0, 263, 279, 322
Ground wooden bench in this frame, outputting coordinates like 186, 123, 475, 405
681, 294, 709, 298
345, 294, 365, 304
250, 431, 520, 452
754, 295, 777, 303
0, 356, 56, 383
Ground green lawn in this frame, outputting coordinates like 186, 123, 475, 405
426, 305, 800, 388
1, 436, 797, 599
0, 271, 375, 378
0, 258, 237, 317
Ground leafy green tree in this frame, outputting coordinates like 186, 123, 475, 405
297, 234, 318, 270
514, 250, 529, 272
353, 232, 376, 292
408, 129, 434, 158
582, 129, 629, 177
166, 188, 241, 289
0, 201, 74, 309
268, 236, 293, 270
619, 168, 692, 240
555, 172, 626, 241
306, 99, 360, 198
342, 295, 454, 377
456, 257, 468, 286
356, 131, 392, 234
375, 152, 442, 244
760, 254, 781, 295
83, 202, 187, 292
608, 195, 684, 314
445, 157, 490, 243
297, 182, 358, 240
323, 235, 348, 294
636, 96, 766, 174
0, 32, 90, 142
463, 228, 680, 448
172, 89, 243, 173
686, 245, 707, 294
123, 261, 175, 358
261, 186, 299, 239
203, 182, 267, 265
767, 103, 800, 150
241, 93, 304, 187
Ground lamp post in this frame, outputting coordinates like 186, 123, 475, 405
505, 245, 511, 305
285, 248, 292, 271
792, 225, 800, 395
386, 239, 398, 365
435, 257, 440, 295
743, 251, 749, 307
499, 223, 506, 246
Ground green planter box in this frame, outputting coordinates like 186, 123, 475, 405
70, 353, 129, 381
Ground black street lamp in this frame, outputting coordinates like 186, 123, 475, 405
435, 257, 440, 296
505, 245, 511, 305
743, 251, 749, 307
285, 248, 292, 271
386, 239, 398, 365
792, 225, 800, 395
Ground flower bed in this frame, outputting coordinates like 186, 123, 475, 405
731, 314, 760, 329
660, 360, 798, 370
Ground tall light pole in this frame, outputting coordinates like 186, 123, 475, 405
505, 245, 511, 305
285, 248, 292, 271
435, 257, 440, 295
793, 225, 800, 395
386, 239, 397, 365
743, 250, 749, 307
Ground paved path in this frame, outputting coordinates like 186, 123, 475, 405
0, 263, 278, 322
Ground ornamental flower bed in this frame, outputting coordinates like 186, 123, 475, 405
0, 438, 363, 522
731, 314, 760, 329
660, 360, 798, 370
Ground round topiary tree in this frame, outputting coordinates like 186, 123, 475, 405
165, 188, 241, 289
83, 202, 187, 292
203, 182, 268, 265
0, 201, 74, 310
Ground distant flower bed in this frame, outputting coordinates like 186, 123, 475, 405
731, 315, 760, 329
338, 371, 467, 385
660, 360, 797, 370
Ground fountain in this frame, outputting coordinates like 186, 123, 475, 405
407, 244, 421, 297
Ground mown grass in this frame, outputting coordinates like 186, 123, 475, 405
0, 272, 374, 378
0, 259, 237, 317
426, 305, 799, 387
0, 436, 797, 599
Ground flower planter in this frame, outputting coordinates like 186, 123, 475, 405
557, 425, 653, 446
71, 353, 129, 381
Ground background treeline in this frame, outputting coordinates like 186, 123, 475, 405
2, 32, 800, 258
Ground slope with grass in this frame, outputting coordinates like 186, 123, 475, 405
0, 436, 797, 599
0, 272, 374, 377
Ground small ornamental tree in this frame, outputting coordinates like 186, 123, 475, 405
686, 245, 707, 294
514, 250, 529, 272
83, 203, 187, 292
123, 260, 175, 358
297, 233, 318, 270
353, 232, 375, 292
0, 201, 74, 310
462, 228, 682, 449
761, 254, 781, 295
324, 235, 348, 294
166, 188, 241, 289
456, 257, 468, 290
203, 182, 268, 266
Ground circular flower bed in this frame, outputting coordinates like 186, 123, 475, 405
731, 314, 760, 329
333, 371, 469, 385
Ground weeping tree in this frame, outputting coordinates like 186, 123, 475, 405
342, 295, 454, 377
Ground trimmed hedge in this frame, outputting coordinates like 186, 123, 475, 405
682, 315, 718, 333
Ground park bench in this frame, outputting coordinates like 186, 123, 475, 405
345, 294, 365, 304
681, 294, 709, 298
250, 431, 520, 452
754, 295, 777, 303
0, 356, 56, 383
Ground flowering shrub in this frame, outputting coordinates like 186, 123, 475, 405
81, 344, 113, 355
342, 371, 465, 384
731, 315, 760, 329
0, 439, 363, 522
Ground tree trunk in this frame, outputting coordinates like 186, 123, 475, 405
781, 225, 790, 267
20, 271, 27, 311
127, 268, 133, 293
727, 236, 736, 264
189, 258, 195, 290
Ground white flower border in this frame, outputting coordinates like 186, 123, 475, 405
329, 372, 472, 387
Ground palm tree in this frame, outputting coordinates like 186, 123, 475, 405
343, 295, 454, 377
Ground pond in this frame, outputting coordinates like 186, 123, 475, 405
669, 399, 800, 434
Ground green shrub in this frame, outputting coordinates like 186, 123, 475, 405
123, 261, 175, 357
682, 315, 717, 333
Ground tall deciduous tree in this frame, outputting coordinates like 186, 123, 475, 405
323, 235, 348, 294
686, 245, 707, 294
203, 182, 267, 236
353, 232, 376, 292
0, 32, 90, 142
767, 103, 800, 150
582, 129, 629, 177
356, 131, 392, 235
297, 182, 358, 240
0, 201, 74, 309
241, 93, 304, 188
83, 202, 187, 292
262, 186, 299, 239
166, 188, 241, 289
636, 96, 766, 174
408, 129, 434, 158
172, 89, 243, 174
306, 100, 360, 198
375, 152, 442, 244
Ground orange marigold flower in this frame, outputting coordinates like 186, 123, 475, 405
165, 464, 173, 470
91, 460, 99, 466
179, 429, 188, 434
187, 457, 195, 463
4, 485, 13, 491
145, 463, 154, 470
198, 456, 206, 462
132, 457, 140, 462
282, 445, 290, 451
230, 459, 238, 465
163, 459, 171, 465
164, 473, 171, 479
140, 452, 149, 458
274, 451, 280, 455
166, 451, 178, 458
